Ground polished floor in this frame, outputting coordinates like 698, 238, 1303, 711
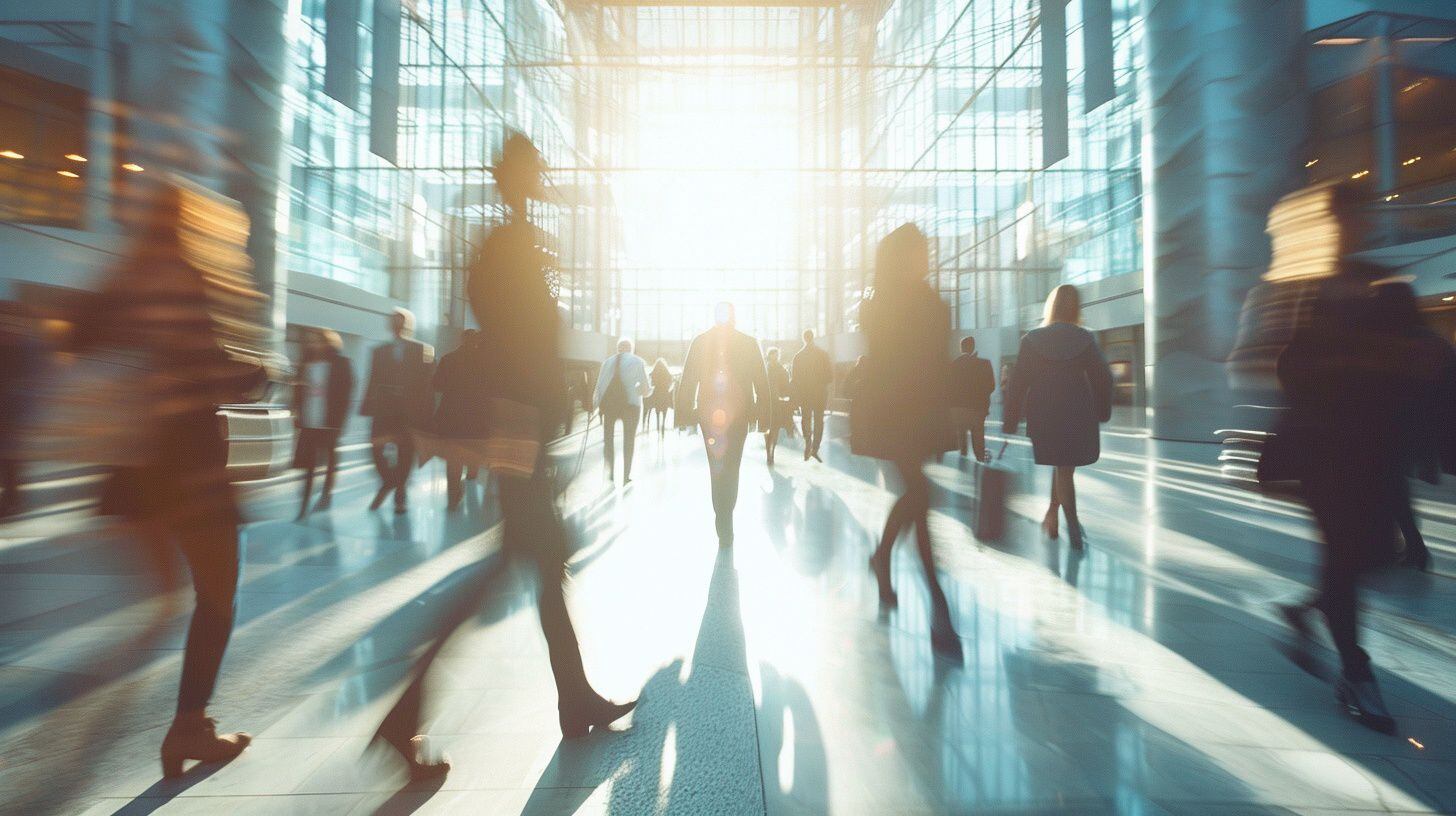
2, 417, 1456, 815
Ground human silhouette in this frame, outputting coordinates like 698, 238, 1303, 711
360, 308, 434, 513
763, 346, 793, 466
844, 354, 866, 402
948, 335, 995, 461
1265, 186, 1453, 734
853, 223, 961, 658
791, 329, 832, 461
1368, 281, 1455, 571
1002, 284, 1112, 551
594, 337, 650, 484
647, 357, 674, 435
678, 301, 770, 546
77, 180, 269, 777
371, 133, 634, 779
292, 328, 353, 518
432, 328, 488, 510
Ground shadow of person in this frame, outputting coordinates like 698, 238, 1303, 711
106, 760, 230, 816
757, 664, 829, 815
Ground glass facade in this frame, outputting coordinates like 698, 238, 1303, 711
858, 0, 1144, 334
278, 0, 598, 341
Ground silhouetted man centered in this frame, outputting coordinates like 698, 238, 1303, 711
679, 302, 770, 547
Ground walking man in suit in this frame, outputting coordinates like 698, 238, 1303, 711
361, 307, 435, 513
790, 329, 832, 462
594, 337, 651, 484
949, 336, 995, 461
679, 302, 770, 547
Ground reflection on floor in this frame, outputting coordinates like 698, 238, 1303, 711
3, 419, 1456, 815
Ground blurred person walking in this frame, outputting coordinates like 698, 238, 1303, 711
292, 329, 353, 518
1264, 189, 1454, 734
791, 329, 832, 462
371, 135, 634, 778
361, 308, 434, 514
77, 180, 270, 777
679, 302, 770, 547
1002, 284, 1113, 551
433, 329, 488, 511
854, 224, 962, 658
0, 301, 41, 518
948, 336, 995, 461
647, 357, 674, 436
763, 347, 794, 466
595, 338, 650, 484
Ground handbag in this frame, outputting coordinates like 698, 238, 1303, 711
17, 349, 159, 466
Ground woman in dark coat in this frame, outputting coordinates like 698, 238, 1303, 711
1002, 284, 1112, 550
292, 328, 353, 517
852, 223, 961, 658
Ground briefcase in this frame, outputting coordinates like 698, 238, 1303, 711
974, 441, 1012, 543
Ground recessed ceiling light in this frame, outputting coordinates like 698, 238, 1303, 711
64, 153, 87, 162
121, 162, 144, 172
56, 170, 79, 178
0, 150, 23, 159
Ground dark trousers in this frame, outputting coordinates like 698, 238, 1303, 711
154, 525, 240, 715
377, 461, 591, 748
1387, 472, 1426, 556
1304, 474, 1388, 680
297, 427, 340, 507
872, 460, 953, 624
800, 400, 826, 456
954, 409, 987, 459
370, 417, 415, 505
603, 405, 640, 480
702, 421, 748, 541
0, 457, 19, 514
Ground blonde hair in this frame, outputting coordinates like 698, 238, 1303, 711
317, 328, 343, 352
1042, 284, 1081, 326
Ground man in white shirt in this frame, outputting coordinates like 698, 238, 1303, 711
594, 337, 651, 484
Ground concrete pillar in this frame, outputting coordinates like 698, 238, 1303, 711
1142, 0, 1308, 441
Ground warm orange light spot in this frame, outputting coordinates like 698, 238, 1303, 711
122, 162, 144, 172
64, 153, 87, 162
1408, 737, 1425, 750
711, 409, 727, 426
0, 150, 23, 159
56, 170, 79, 178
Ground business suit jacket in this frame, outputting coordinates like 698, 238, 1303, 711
678, 325, 770, 431
293, 353, 355, 430
361, 338, 435, 426
790, 343, 832, 406
948, 352, 994, 415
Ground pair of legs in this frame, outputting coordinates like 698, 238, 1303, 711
147, 520, 247, 776
297, 428, 340, 515
800, 400, 825, 460
868, 459, 959, 652
956, 411, 988, 460
376, 461, 632, 771
702, 421, 748, 544
1042, 465, 1083, 547
370, 417, 415, 511
652, 404, 669, 434
602, 405, 640, 483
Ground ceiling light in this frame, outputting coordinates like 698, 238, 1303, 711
1401, 80, 1426, 93
1385, 194, 1400, 201
0, 150, 23, 159
121, 162, 144, 172
1315, 38, 1365, 45
1351, 169, 1370, 179
1402, 156, 1422, 165
56, 170, 79, 178
1305, 159, 1319, 167
1444, 296, 1454, 303
64, 153, 87, 162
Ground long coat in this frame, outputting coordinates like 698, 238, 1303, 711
1002, 323, 1112, 467
850, 280, 953, 462
292, 353, 354, 430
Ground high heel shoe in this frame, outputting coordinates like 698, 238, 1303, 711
1067, 521, 1085, 551
930, 623, 963, 660
160, 713, 251, 778
559, 696, 637, 738
868, 554, 898, 608
1041, 514, 1059, 539
1336, 676, 1396, 735
370, 729, 451, 780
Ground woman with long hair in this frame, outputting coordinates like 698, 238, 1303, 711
1002, 284, 1113, 551
852, 223, 961, 658
648, 357, 674, 435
